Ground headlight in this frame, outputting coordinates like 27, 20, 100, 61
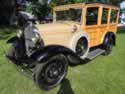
31, 28, 41, 43
34, 29, 40, 39
31, 37, 37, 43
17, 29, 23, 38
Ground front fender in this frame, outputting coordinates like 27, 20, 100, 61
7, 36, 19, 44
30, 45, 83, 64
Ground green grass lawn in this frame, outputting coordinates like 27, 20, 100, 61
0, 27, 125, 94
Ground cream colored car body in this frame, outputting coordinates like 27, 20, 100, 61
36, 20, 89, 59
36, 21, 83, 47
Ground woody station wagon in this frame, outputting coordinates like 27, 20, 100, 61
6, 3, 120, 90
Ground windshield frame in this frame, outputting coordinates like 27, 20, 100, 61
53, 3, 85, 24
54, 8, 83, 23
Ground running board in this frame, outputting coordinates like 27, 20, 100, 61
86, 49, 105, 60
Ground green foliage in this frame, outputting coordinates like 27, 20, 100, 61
25, 2, 33, 13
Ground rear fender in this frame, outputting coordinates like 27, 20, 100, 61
103, 32, 116, 46
30, 45, 83, 64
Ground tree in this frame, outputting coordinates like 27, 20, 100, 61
0, 0, 124, 25
0, 0, 16, 25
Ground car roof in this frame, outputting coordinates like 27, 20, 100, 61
86, 3, 120, 10
53, 3, 85, 11
53, 3, 120, 11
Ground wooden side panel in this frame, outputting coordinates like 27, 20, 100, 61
85, 25, 100, 47
108, 24, 118, 33
98, 25, 108, 44
83, 5, 119, 48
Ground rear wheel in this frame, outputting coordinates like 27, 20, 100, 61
33, 54, 68, 90
103, 37, 113, 55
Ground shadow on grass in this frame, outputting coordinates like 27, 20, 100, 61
57, 79, 74, 94
0, 26, 16, 40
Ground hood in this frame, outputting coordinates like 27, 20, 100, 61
36, 21, 81, 33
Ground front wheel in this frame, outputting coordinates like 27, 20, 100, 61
33, 54, 68, 90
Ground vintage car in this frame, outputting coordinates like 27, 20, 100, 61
6, 3, 120, 90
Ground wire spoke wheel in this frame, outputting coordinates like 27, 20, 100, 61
43, 60, 65, 84
103, 37, 113, 55
34, 54, 68, 90
75, 38, 88, 57
105, 41, 112, 52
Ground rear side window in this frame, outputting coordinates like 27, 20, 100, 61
86, 7, 99, 25
102, 8, 109, 24
110, 9, 118, 23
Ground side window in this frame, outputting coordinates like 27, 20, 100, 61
102, 8, 109, 24
110, 9, 118, 23
86, 7, 99, 25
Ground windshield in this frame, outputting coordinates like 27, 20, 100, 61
55, 8, 82, 22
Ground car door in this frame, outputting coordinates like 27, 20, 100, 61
98, 8, 109, 44
84, 7, 100, 47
